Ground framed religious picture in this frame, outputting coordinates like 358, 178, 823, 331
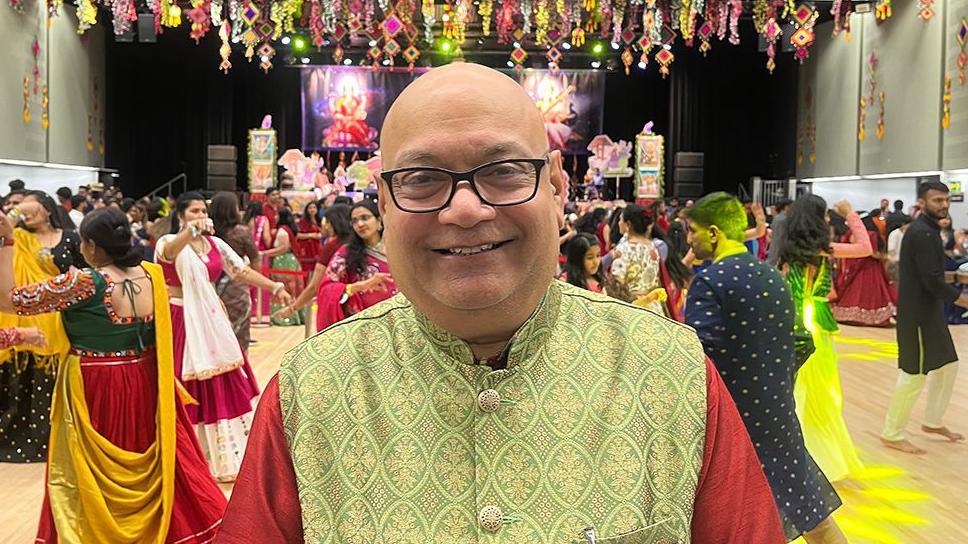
248, 129, 277, 192
635, 131, 664, 199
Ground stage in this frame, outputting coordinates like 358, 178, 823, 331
1, 323, 966, 543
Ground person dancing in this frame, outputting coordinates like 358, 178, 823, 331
0, 208, 227, 543
276, 204, 353, 331
882, 181, 968, 453
155, 192, 292, 481
777, 196, 871, 482
0, 191, 85, 462
210, 192, 261, 353
275, 200, 394, 331
263, 208, 306, 327
684, 193, 845, 543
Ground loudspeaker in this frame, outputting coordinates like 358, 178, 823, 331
673, 152, 704, 198
206, 176, 237, 192
137, 14, 157, 43
207, 145, 238, 161
206, 145, 238, 191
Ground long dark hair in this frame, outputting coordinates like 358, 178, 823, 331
79, 208, 144, 267
346, 200, 381, 278
778, 194, 832, 267
209, 192, 242, 239
563, 233, 603, 290
242, 200, 264, 224
323, 204, 353, 244
663, 221, 694, 289
608, 207, 624, 246
301, 202, 320, 230
24, 190, 71, 231
169, 191, 206, 234
576, 207, 607, 235
276, 208, 298, 238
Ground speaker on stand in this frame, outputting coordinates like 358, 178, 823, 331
206, 145, 238, 192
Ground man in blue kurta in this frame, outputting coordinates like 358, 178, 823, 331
684, 193, 844, 543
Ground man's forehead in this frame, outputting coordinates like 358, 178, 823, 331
392, 141, 534, 168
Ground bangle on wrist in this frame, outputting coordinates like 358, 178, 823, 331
0, 236, 12, 247
345, 284, 354, 296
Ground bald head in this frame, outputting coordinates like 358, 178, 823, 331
380, 63, 548, 170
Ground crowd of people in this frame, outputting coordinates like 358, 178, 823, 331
0, 63, 964, 543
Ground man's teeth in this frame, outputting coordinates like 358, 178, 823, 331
447, 243, 496, 256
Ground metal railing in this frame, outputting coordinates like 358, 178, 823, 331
145, 173, 187, 200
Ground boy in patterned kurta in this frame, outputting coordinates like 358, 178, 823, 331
684, 193, 844, 543
217, 64, 784, 544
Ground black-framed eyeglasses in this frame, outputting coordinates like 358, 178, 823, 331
380, 157, 549, 213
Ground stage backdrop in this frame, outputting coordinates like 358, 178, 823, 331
301, 66, 604, 154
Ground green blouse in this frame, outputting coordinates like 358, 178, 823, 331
12, 268, 155, 357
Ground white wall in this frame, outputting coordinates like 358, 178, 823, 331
810, 178, 918, 214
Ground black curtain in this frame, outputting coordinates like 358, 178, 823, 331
105, 25, 301, 197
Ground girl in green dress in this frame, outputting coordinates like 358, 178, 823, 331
265, 208, 306, 326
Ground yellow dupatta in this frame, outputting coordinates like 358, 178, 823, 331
0, 228, 72, 369
47, 262, 176, 543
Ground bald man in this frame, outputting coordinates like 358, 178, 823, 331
217, 64, 784, 543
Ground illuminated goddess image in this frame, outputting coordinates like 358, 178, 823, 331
524, 73, 577, 150
321, 74, 379, 149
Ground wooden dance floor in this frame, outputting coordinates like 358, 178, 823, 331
1, 323, 966, 543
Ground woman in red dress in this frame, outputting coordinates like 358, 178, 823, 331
833, 215, 897, 326
293, 202, 322, 274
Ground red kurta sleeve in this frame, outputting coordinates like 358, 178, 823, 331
690, 358, 786, 544
216, 375, 304, 543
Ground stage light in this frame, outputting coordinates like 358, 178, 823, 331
261, 55, 270, 63
231, 36, 240, 44
382, 58, 391, 66
293, 37, 306, 51
591, 60, 601, 68
301, 57, 310, 64
343, 58, 352, 65
610, 42, 619, 50
369, 40, 377, 47
638, 61, 646, 69
507, 60, 514, 67
513, 41, 521, 49
281, 36, 291, 45
562, 42, 571, 50
592, 42, 604, 54
440, 40, 452, 53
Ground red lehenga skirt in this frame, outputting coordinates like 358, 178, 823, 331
170, 302, 259, 481
35, 351, 226, 544
832, 256, 897, 327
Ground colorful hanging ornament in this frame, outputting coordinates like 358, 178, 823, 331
697, 21, 713, 56
546, 45, 563, 72
762, 17, 781, 73
8, 0, 24, 13
258, 42, 275, 72
218, 21, 233, 73
858, 96, 867, 141
402, 43, 420, 69
421, 0, 435, 43
876, 90, 885, 140
918, 0, 934, 22
22, 76, 30, 125
510, 44, 527, 70
790, 4, 817, 63
830, 0, 852, 36
41, 85, 49, 130
957, 16, 968, 85
942, 75, 952, 129
655, 47, 674, 78
187, 0, 212, 44
31, 38, 40, 96
728, 0, 742, 45
875, 0, 892, 22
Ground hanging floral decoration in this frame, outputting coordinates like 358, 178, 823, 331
957, 16, 967, 86
22, 76, 30, 125
55, 0, 844, 77
875, 0, 892, 22
942, 74, 951, 129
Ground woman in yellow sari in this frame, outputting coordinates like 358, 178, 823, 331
0, 191, 84, 462
0, 208, 226, 543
